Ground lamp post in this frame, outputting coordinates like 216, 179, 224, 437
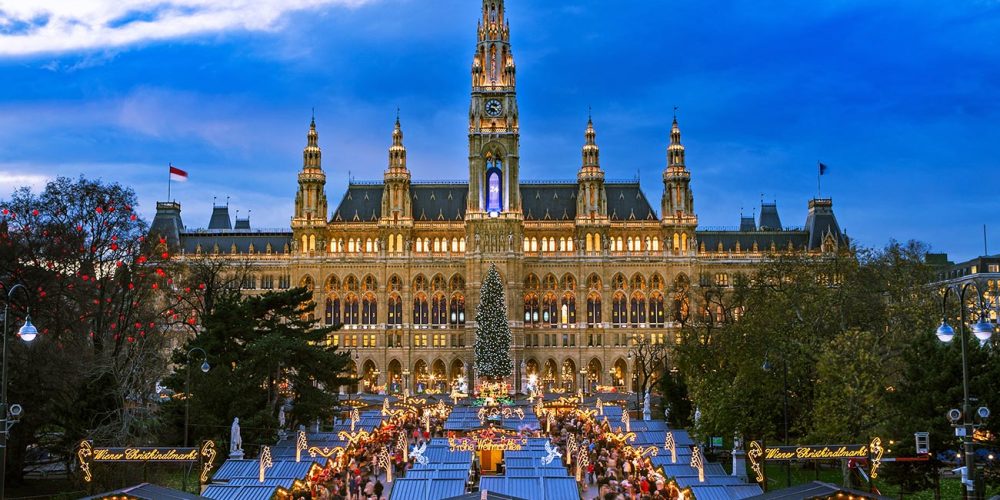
184, 347, 210, 448
403, 369, 410, 396
1, 282, 38, 497
762, 354, 790, 487
935, 281, 994, 497
580, 368, 588, 398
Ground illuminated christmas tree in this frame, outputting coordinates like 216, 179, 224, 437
474, 264, 513, 380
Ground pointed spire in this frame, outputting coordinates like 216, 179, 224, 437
303, 114, 321, 170
579, 113, 604, 180
667, 113, 685, 170
388, 112, 408, 173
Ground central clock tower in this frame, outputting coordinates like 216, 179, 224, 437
467, 0, 520, 217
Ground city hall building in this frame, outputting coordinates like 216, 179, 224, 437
152, 0, 847, 396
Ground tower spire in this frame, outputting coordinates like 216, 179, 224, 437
304, 115, 321, 170
388, 113, 407, 173
580, 114, 602, 174
668, 115, 685, 169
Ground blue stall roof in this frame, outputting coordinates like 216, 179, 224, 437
479, 476, 580, 500
388, 478, 467, 500
405, 469, 471, 480
212, 459, 317, 482
202, 484, 279, 500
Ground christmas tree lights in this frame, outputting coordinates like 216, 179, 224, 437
474, 264, 513, 380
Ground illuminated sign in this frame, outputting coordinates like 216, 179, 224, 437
448, 436, 527, 452
88, 445, 199, 462
747, 439, 883, 488
77, 440, 216, 484
762, 444, 870, 460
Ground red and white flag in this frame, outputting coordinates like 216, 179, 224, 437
169, 165, 189, 182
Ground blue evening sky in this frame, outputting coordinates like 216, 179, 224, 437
1, 0, 998, 261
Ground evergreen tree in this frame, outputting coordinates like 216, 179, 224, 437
474, 264, 513, 380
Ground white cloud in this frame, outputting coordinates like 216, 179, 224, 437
0, 170, 50, 195
0, 0, 376, 57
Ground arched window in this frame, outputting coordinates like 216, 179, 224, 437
587, 293, 602, 327
365, 239, 373, 253
344, 294, 359, 325
434, 238, 441, 253
387, 294, 402, 326
485, 153, 504, 214
567, 238, 574, 252
325, 296, 341, 326
652, 237, 660, 251
459, 238, 466, 252
396, 234, 403, 253
413, 294, 429, 325
561, 293, 576, 325
524, 294, 540, 327
542, 274, 558, 291
362, 293, 377, 325
681, 232, 688, 251
649, 293, 665, 327
627, 238, 634, 252
673, 233, 680, 251
611, 292, 627, 327
541, 238, 548, 252
586, 233, 593, 252
348, 239, 356, 253
559, 237, 566, 252
542, 294, 558, 328
388, 235, 395, 253
549, 237, 556, 252
531, 238, 538, 252
630, 293, 646, 326
450, 294, 466, 326
452, 237, 459, 252
431, 293, 448, 326
594, 233, 601, 252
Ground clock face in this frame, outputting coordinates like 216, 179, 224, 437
485, 99, 503, 117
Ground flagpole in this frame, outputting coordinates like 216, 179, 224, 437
168, 162, 172, 202
817, 161, 821, 198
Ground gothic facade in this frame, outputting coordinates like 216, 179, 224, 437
152, 0, 847, 396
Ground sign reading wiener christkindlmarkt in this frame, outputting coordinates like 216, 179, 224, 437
77, 440, 217, 484
747, 438, 884, 491
89, 446, 200, 462
760, 444, 870, 461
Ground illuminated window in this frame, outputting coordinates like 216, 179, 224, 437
486, 165, 502, 213
587, 294, 602, 327
387, 294, 402, 326
325, 296, 341, 325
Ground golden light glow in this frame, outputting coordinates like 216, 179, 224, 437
199, 440, 217, 483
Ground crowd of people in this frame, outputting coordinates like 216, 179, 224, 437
546, 406, 680, 500
300, 402, 452, 500
290, 394, 678, 500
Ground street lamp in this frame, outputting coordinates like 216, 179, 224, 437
184, 347, 210, 447
763, 353, 791, 487
1, 282, 38, 497
935, 281, 994, 496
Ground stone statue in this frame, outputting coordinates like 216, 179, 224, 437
230, 417, 244, 458
642, 390, 651, 421
694, 407, 702, 427
278, 406, 286, 429
508, 232, 513, 250
733, 432, 743, 451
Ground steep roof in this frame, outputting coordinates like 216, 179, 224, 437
331, 181, 657, 222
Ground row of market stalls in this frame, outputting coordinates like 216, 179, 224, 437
79, 392, 890, 500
